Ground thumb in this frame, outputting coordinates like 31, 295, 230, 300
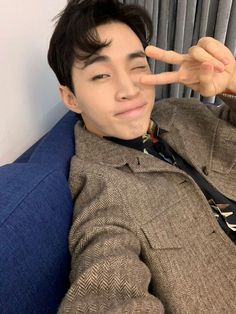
199, 62, 215, 96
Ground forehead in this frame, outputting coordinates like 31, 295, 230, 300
75, 22, 145, 69
96, 22, 144, 53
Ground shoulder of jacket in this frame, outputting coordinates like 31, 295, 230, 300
155, 97, 202, 109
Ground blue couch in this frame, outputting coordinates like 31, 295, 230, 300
0, 111, 78, 314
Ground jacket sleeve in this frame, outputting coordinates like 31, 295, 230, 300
206, 94, 236, 127
58, 162, 164, 314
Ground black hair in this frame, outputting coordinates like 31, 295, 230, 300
47, 0, 153, 93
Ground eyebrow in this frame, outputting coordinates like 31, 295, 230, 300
82, 50, 146, 69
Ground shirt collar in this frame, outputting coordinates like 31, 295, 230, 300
104, 119, 167, 152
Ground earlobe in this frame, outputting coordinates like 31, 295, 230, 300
59, 85, 82, 113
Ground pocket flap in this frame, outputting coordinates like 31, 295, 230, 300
141, 217, 182, 250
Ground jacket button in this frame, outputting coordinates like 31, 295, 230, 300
202, 166, 209, 176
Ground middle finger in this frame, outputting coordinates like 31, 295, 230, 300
145, 46, 186, 65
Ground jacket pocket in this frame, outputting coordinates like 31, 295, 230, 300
141, 203, 183, 250
140, 191, 219, 251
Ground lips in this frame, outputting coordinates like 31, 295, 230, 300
115, 103, 146, 119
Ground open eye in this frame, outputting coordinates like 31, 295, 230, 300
91, 74, 110, 81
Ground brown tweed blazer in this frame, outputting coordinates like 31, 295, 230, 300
59, 97, 236, 314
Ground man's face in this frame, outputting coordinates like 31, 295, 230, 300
62, 22, 155, 139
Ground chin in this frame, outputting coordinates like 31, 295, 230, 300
119, 127, 148, 140
110, 117, 150, 140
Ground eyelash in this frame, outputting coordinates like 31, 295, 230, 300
133, 66, 147, 70
91, 74, 110, 81
91, 66, 148, 81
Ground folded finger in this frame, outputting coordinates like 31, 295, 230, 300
197, 37, 231, 65
188, 46, 225, 72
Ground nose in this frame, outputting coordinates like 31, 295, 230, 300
115, 72, 140, 101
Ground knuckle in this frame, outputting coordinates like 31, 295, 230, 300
198, 36, 211, 45
166, 50, 176, 62
188, 46, 198, 56
179, 73, 188, 82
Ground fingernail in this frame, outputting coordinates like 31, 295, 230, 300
223, 58, 229, 65
203, 63, 212, 71
140, 77, 146, 84
216, 65, 225, 72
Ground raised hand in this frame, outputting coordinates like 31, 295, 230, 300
140, 37, 236, 97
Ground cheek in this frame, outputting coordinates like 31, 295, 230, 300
143, 85, 156, 102
76, 86, 113, 113
77, 94, 114, 123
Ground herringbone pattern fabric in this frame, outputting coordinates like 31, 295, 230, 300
59, 97, 236, 313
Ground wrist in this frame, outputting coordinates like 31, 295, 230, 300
224, 59, 236, 94
225, 60, 236, 94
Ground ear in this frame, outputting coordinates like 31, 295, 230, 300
59, 85, 82, 113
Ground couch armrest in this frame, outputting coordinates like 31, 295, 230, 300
0, 163, 73, 313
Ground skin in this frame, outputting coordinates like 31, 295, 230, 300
141, 37, 236, 96
60, 22, 156, 140
60, 23, 236, 139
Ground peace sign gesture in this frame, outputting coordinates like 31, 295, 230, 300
141, 37, 236, 97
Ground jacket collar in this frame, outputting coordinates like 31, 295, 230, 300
73, 103, 180, 174
151, 99, 176, 133
74, 123, 136, 167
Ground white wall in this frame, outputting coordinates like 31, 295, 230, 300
0, 0, 67, 165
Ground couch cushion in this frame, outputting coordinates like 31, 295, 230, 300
28, 111, 78, 178
0, 163, 73, 314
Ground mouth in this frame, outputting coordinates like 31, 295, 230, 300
115, 103, 146, 119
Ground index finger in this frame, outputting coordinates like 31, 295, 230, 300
140, 71, 180, 85
145, 46, 187, 65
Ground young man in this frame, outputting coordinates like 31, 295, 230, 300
48, 0, 236, 313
